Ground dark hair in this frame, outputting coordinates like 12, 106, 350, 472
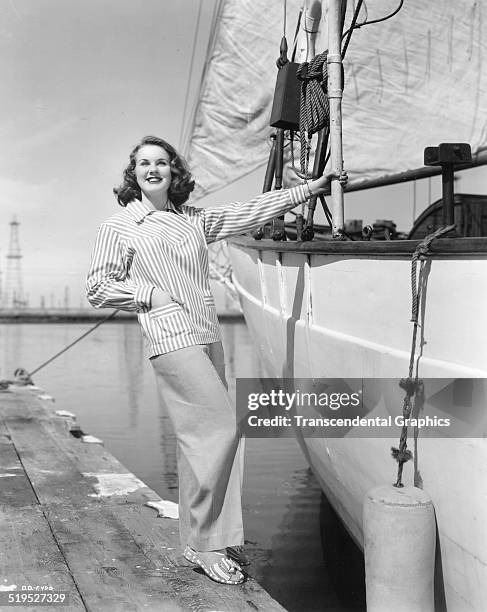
114, 136, 195, 207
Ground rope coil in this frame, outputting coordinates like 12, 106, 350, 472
296, 51, 329, 176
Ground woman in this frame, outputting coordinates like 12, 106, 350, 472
86, 135, 343, 585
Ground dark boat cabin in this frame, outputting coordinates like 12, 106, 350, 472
409, 194, 487, 239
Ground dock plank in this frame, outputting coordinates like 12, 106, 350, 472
0, 388, 286, 612
0, 389, 49, 422
0, 505, 85, 610
113, 502, 287, 612
5, 417, 101, 505
0, 422, 38, 507
42, 502, 185, 612
4, 418, 184, 610
35, 402, 287, 610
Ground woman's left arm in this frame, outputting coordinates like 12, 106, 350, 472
201, 173, 341, 243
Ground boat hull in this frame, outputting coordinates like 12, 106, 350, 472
228, 236, 487, 612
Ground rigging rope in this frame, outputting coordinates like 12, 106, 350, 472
391, 224, 456, 487
343, 0, 404, 46
341, 0, 364, 58
178, 0, 203, 150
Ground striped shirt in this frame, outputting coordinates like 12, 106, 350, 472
86, 184, 308, 357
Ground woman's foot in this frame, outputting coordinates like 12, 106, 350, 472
183, 546, 245, 585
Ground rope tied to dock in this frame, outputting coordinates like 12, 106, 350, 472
1, 311, 120, 389
296, 51, 329, 176
0, 368, 34, 390
391, 224, 456, 487
28, 310, 119, 378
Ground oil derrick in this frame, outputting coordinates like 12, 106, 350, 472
4, 217, 26, 309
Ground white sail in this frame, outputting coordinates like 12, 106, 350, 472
186, 0, 302, 198
187, 0, 487, 197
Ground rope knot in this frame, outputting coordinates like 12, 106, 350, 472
296, 53, 327, 83
415, 243, 430, 259
276, 56, 289, 69
391, 447, 413, 464
399, 377, 419, 397
13, 367, 34, 386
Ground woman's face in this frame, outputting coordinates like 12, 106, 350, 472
134, 144, 172, 201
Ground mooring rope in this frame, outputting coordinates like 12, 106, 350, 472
0, 309, 118, 388
391, 224, 456, 487
28, 309, 119, 377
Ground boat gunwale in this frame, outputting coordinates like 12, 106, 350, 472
228, 236, 487, 256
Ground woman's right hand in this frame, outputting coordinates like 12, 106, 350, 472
308, 170, 348, 196
150, 288, 175, 309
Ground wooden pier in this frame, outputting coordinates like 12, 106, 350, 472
0, 385, 285, 611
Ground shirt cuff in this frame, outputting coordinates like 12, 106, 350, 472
288, 184, 308, 206
134, 285, 155, 311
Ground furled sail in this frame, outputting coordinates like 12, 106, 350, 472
187, 0, 487, 198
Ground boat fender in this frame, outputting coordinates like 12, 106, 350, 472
363, 485, 435, 612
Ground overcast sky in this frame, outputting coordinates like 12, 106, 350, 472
1, 0, 485, 308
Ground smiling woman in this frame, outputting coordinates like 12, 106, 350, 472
85, 134, 338, 586
113, 135, 195, 209
135, 147, 172, 197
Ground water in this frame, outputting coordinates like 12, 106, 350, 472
0, 320, 365, 612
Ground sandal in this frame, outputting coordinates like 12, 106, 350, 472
226, 545, 250, 566
183, 546, 245, 585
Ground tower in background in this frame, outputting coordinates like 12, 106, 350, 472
3, 217, 26, 309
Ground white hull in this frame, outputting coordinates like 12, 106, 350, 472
228, 238, 487, 612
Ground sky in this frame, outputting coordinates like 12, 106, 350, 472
0, 0, 218, 307
1, 0, 485, 308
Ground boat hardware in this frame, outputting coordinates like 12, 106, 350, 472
271, 128, 287, 241
424, 142, 472, 230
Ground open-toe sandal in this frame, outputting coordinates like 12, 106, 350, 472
226, 545, 250, 567
183, 546, 245, 585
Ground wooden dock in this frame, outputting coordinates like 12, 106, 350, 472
0, 385, 285, 612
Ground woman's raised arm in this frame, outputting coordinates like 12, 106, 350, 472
201, 173, 344, 244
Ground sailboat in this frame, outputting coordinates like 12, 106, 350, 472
186, 1, 487, 610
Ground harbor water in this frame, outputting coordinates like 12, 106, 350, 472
0, 320, 365, 612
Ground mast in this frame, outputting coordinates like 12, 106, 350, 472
327, 0, 345, 237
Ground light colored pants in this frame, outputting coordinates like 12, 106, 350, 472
151, 342, 244, 551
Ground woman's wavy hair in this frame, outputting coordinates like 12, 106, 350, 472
114, 136, 195, 207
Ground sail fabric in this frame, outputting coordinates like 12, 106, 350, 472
340, 0, 487, 185
187, 0, 487, 197
186, 0, 302, 199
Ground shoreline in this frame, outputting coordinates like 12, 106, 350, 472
0, 309, 244, 324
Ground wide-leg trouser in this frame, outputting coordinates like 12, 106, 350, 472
151, 341, 244, 551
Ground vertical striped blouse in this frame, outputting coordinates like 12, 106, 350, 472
86, 184, 308, 357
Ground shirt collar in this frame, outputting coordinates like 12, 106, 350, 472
126, 195, 181, 224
